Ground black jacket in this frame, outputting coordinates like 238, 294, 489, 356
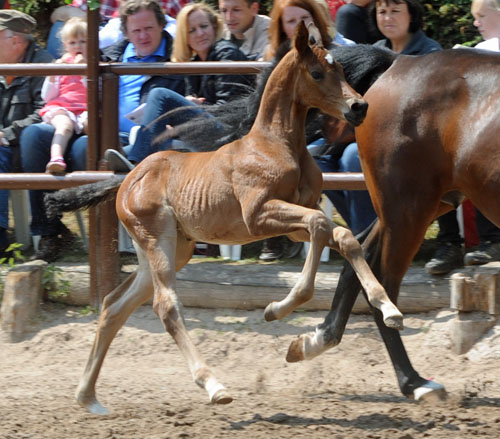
101, 30, 185, 100
0, 41, 53, 147
185, 39, 250, 105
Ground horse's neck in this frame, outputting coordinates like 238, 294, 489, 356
251, 57, 308, 151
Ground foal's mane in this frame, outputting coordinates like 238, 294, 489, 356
157, 44, 397, 152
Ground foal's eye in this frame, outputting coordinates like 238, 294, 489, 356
311, 71, 324, 81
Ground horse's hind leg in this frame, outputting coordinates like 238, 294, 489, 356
76, 265, 154, 414
140, 210, 231, 405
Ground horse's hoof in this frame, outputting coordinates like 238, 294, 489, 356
211, 388, 233, 405
413, 380, 447, 402
384, 314, 404, 331
286, 337, 305, 362
77, 396, 109, 415
264, 302, 278, 321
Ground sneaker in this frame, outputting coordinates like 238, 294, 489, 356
104, 149, 135, 173
31, 234, 63, 262
464, 241, 500, 266
425, 242, 464, 275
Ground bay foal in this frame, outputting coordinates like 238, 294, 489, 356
47, 23, 403, 413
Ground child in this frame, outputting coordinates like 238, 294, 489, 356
40, 17, 87, 174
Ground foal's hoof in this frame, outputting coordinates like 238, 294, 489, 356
211, 388, 233, 405
381, 304, 404, 330
384, 314, 404, 331
264, 302, 278, 321
413, 380, 447, 402
286, 337, 305, 362
76, 396, 109, 415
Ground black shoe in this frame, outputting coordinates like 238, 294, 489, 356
464, 241, 500, 266
259, 237, 283, 261
425, 242, 464, 275
104, 149, 135, 173
31, 234, 64, 262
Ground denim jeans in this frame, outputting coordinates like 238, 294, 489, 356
0, 145, 13, 229
20, 123, 87, 236
127, 88, 203, 163
314, 142, 376, 235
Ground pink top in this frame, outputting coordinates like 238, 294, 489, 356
40, 55, 87, 117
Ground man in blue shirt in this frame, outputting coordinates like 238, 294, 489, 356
20, 0, 184, 261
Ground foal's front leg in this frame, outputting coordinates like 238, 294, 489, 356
328, 224, 403, 331
243, 200, 332, 321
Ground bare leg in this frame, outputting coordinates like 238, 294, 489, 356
47, 111, 74, 173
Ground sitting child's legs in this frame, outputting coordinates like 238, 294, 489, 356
46, 110, 75, 174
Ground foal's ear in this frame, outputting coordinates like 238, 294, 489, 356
293, 21, 310, 55
307, 22, 323, 49
294, 21, 323, 56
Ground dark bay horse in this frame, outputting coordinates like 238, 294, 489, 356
163, 45, 500, 401
288, 47, 500, 401
45, 23, 404, 414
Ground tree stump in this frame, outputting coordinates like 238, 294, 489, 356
0, 260, 47, 342
450, 264, 500, 354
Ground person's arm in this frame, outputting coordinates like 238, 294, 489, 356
2, 76, 45, 145
41, 76, 60, 102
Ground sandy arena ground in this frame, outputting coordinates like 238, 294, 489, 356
1, 303, 499, 438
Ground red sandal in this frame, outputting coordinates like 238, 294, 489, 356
46, 157, 67, 174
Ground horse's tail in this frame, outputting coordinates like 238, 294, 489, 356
44, 176, 123, 218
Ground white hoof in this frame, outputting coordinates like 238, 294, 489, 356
381, 303, 404, 330
413, 380, 447, 402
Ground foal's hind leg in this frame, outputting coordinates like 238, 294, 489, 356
135, 208, 231, 404
76, 265, 154, 414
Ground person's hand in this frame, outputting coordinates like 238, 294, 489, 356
0, 131, 8, 146
165, 124, 176, 137
185, 95, 206, 106
74, 53, 86, 64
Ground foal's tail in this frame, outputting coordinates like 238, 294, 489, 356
44, 176, 123, 218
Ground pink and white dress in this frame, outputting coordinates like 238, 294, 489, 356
40, 55, 87, 133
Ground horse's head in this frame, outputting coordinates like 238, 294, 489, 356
293, 22, 368, 127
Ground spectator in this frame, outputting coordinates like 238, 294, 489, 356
48, 1, 191, 57
335, 0, 381, 44
106, 1, 249, 166
20, 0, 183, 262
40, 18, 88, 175
326, 0, 345, 21
426, 0, 500, 274
0, 10, 53, 255
218, 0, 270, 60
266, 0, 334, 60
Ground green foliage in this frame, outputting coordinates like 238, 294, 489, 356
42, 264, 71, 299
423, 1, 480, 48
0, 243, 25, 268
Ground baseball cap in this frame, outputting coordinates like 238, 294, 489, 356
0, 10, 37, 34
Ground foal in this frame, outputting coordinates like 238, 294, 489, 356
47, 23, 403, 413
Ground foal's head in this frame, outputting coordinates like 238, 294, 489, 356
292, 22, 368, 126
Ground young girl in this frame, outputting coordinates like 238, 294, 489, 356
39, 17, 87, 174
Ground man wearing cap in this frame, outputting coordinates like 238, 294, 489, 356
0, 10, 53, 255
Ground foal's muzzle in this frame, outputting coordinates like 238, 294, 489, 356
344, 98, 368, 127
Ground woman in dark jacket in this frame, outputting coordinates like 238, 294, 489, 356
123, 2, 249, 164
